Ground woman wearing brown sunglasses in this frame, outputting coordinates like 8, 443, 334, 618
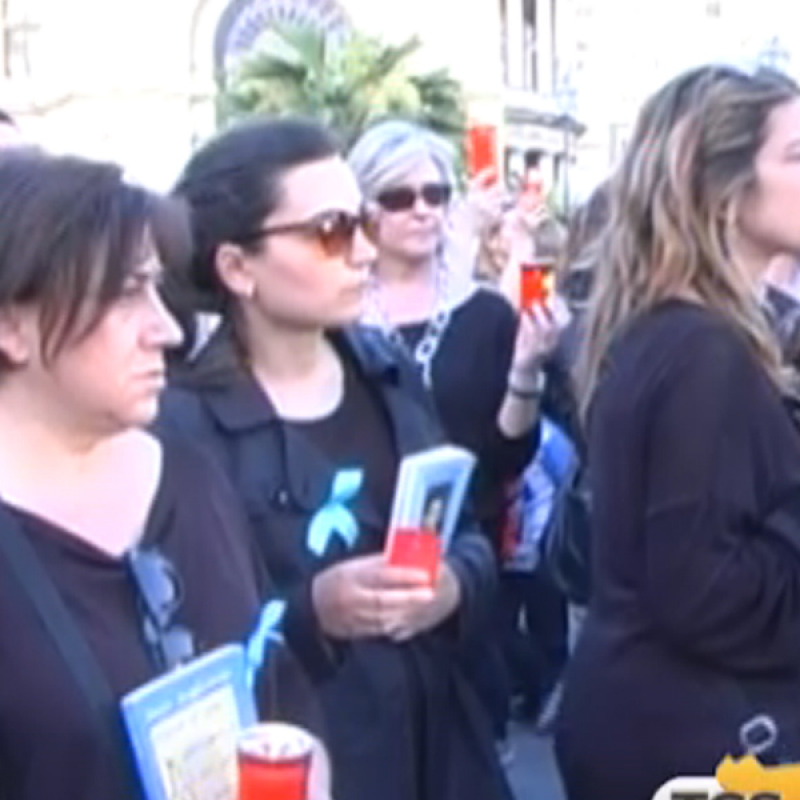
158, 118, 512, 800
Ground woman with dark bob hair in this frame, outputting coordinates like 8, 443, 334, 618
0, 151, 326, 800
158, 117, 513, 800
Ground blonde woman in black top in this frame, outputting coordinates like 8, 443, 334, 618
557, 65, 800, 800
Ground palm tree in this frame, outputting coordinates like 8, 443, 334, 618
217, 20, 467, 152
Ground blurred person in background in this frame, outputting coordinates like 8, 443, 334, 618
557, 65, 800, 800
538, 182, 612, 440
497, 208, 574, 734
496, 183, 610, 739
497, 205, 566, 306
557, 182, 610, 314
474, 210, 513, 286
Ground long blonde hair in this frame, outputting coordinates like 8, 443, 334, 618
576, 65, 799, 415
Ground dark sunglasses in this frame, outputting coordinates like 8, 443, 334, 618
127, 547, 195, 672
375, 183, 452, 213
240, 209, 377, 259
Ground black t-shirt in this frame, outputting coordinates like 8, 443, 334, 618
399, 288, 535, 542
285, 351, 398, 550
0, 437, 310, 800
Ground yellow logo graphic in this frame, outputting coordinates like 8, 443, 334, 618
653, 756, 800, 799
652, 716, 800, 799
716, 754, 800, 800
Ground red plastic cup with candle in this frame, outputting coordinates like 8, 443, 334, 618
520, 259, 555, 310
237, 722, 313, 800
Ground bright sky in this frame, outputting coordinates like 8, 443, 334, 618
576, 0, 800, 121
567, 0, 800, 197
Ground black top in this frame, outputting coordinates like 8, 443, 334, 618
0, 436, 317, 800
556, 301, 800, 800
399, 289, 537, 549
286, 351, 398, 549
158, 325, 511, 800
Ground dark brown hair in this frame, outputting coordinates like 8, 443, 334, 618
166, 117, 339, 383
172, 117, 339, 314
0, 150, 190, 367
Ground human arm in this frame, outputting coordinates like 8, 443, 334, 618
497, 298, 570, 439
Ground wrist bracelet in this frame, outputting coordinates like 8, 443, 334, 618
507, 369, 546, 400
507, 383, 543, 400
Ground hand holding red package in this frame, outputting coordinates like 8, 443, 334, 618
380, 561, 462, 642
312, 555, 432, 640
520, 260, 554, 309
508, 293, 571, 385
384, 445, 476, 588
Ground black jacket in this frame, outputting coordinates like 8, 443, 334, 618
156, 325, 512, 800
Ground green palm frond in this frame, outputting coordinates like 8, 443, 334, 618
216, 20, 466, 151
267, 20, 327, 74
236, 55, 307, 86
409, 71, 466, 141
349, 36, 420, 91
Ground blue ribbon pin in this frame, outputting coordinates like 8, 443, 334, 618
306, 468, 363, 557
244, 598, 286, 690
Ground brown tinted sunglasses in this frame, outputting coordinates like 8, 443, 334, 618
240, 209, 378, 258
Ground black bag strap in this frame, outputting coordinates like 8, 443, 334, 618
0, 502, 136, 796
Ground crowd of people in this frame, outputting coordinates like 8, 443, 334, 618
3, 60, 800, 800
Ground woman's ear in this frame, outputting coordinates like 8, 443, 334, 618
215, 243, 257, 300
0, 307, 35, 367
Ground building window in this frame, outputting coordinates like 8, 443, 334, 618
0, 0, 9, 77
1, 0, 39, 79
214, 0, 349, 78
500, 0, 508, 85
502, 0, 557, 94
522, 0, 537, 91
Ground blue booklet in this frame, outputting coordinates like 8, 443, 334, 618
121, 643, 257, 800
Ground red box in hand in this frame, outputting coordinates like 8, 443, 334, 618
385, 527, 442, 587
